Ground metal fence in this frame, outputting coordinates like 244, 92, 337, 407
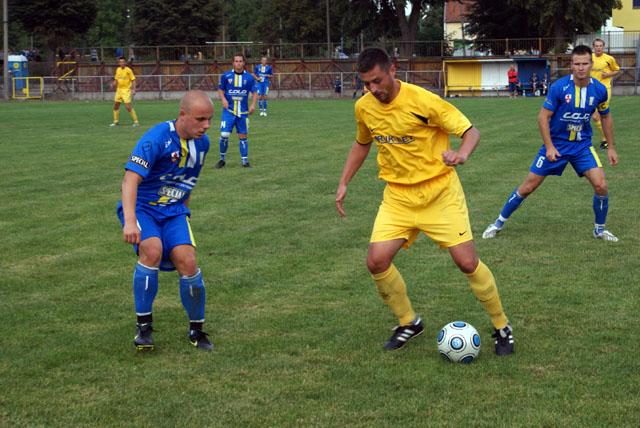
20, 67, 637, 100
55, 32, 640, 63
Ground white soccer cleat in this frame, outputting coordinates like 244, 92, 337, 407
593, 229, 619, 242
482, 223, 502, 239
109, 122, 119, 127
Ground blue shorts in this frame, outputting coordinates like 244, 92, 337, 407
220, 109, 249, 135
256, 81, 269, 96
509, 82, 518, 92
529, 142, 602, 177
117, 206, 196, 271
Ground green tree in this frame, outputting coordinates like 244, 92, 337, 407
85, 0, 130, 46
129, 0, 221, 45
466, 0, 622, 42
11, 0, 97, 62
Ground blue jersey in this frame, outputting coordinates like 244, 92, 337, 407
253, 64, 273, 85
122, 120, 210, 218
543, 74, 609, 146
219, 70, 256, 117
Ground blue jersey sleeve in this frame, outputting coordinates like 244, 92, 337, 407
247, 74, 256, 93
218, 73, 227, 91
543, 81, 561, 112
125, 138, 162, 178
596, 83, 610, 115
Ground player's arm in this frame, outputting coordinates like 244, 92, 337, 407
130, 75, 136, 95
443, 126, 480, 166
335, 141, 372, 217
537, 107, 561, 162
249, 89, 258, 115
217, 88, 229, 110
600, 113, 618, 166
121, 170, 143, 244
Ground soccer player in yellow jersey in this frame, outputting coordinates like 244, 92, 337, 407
335, 48, 514, 355
110, 56, 140, 127
591, 38, 620, 149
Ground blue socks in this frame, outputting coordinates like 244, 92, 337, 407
239, 138, 249, 164
179, 269, 206, 323
593, 194, 609, 233
219, 136, 229, 161
133, 263, 159, 316
496, 189, 526, 228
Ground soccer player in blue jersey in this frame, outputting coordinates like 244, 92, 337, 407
214, 53, 258, 168
117, 90, 215, 351
483, 45, 619, 242
253, 56, 273, 116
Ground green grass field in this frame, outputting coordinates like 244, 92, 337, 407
1, 95, 639, 427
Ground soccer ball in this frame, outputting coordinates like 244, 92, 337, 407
437, 321, 481, 363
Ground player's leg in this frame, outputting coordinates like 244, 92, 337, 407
584, 166, 618, 242
263, 87, 269, 115
132, 237, 162, 350
238, 117, 250, 167
483, 146, 564, 238
111, 100, 121, 126
448, 242, 513, 355
124, 100, 139, 127
214, 110, 233, 169
165, 215, 213, 351
369, 184, 424, 350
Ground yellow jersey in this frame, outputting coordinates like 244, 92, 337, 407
591, 53, 620, 89
114, 66, 136, 91
355, 81, 472, 185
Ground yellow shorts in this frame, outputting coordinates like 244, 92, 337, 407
114, 89, 132, 104
370, 171, 473, 249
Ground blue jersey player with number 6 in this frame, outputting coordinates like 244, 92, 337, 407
117, 90, 215, 352
483, 45, 619, 242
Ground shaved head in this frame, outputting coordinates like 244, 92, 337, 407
176, 90, 214, 139
180, 90, 213, 113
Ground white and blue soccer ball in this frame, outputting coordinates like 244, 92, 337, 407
437, 321, 481, 363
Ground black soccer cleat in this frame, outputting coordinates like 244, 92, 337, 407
599, 141, 609, 150
492, 325, 514, 356
384, 317, 424, 351
242, 162, 251, 168
213, 159, 226, 169
188, 329, 214, 351
133, 323, 154, 351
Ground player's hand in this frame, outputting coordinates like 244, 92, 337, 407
222, 100, 229, 110
131, 88, 136, 95
249, 105, 255, 115
123, 222, 141, 244
442, 150, 467, 166
545, 146, 561, 162
335, 184, 348, 217
607, 147, 618, 166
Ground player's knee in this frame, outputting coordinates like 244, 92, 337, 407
366, 253, 392, 274
139, 247, 162, 267
174, 254, 198, 277
454, 256, 479, 275
593, 179, 608, 195
220, 131, 231, 138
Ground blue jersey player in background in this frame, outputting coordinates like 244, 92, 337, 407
483, 45, 619, 242
253, 56, 273, 116
117, 90, 215, 352
214, 53, 257, 169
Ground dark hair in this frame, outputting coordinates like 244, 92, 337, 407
233, 53, 246, 62
592, 38, 605, 46
118, 56, 126, 61
357, 47, 391, 73
571, 45, 592, 57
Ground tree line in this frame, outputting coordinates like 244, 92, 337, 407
4, 0, 619, 61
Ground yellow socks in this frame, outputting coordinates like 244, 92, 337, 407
130, 109, 139, 124
372, 264, 416, 326
466, 260, 508, 329
113, 109, 120, 124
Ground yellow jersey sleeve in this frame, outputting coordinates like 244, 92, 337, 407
420, 93, 472, 138
355, 101, 372, 144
